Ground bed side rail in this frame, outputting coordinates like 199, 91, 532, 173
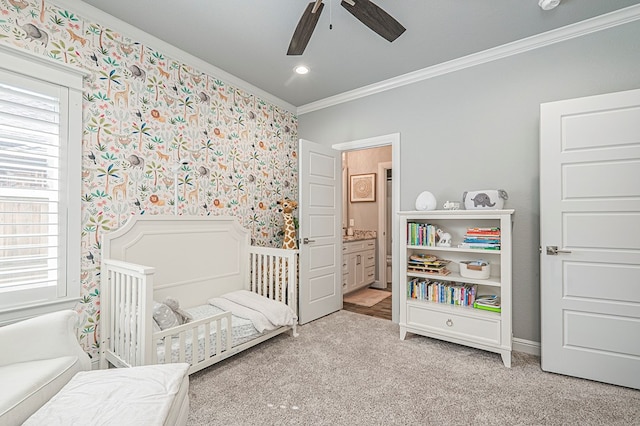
248, 246, 298, 311
153, 311, 233, 374
100, 258, 155, 369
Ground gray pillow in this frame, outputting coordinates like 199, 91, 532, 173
152, 301, 180, 330
152, 319, 161, 333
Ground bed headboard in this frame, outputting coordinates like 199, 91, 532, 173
102, 215, 250, 307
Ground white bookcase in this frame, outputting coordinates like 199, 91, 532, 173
398, 209, 514, 367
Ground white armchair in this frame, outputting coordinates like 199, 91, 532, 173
0, 310, 91, 425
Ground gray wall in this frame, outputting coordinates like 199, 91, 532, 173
298, 21, 640, 343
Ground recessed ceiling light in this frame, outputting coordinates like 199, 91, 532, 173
294, 65, 310, 75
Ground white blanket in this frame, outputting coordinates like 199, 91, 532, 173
24, 363, 189, 426
209, 290, 296, 333
208, 296, 274, 333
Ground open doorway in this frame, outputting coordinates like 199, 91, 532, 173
332, 134, 400, 322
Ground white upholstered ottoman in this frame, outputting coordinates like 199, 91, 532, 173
23, 363, 190, 426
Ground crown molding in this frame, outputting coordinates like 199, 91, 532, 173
297, 4, 640, 115
52, 0, 296, 113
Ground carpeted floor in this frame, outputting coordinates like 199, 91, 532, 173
187, 310, 640, 425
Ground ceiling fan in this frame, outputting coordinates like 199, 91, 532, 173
287, 0, 406, 55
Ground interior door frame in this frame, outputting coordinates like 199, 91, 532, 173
332, 133, 401, 322
372, 161, 392, 289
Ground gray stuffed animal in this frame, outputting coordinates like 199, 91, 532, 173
163, 297, 193, 324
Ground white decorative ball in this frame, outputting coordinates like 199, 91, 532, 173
415, 191, 437, 211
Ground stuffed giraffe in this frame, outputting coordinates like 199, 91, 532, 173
277, 198, 298, 250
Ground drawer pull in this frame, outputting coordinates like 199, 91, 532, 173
446, 319, 453, 327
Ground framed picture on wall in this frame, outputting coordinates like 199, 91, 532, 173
350, 173, 376, 202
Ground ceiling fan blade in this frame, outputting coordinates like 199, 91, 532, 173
287, 1, 325, 55
341, 0, 405, 42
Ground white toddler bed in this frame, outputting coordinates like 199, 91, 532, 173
100, 216, 298, 375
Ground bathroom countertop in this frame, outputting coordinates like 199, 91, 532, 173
343, 230, 377, 242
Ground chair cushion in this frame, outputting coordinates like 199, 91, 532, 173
24, 363, 190, 426
0, 356, 82, 425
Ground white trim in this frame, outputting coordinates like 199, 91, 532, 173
297, 4, 640, 115
0, 43, 88, 89
374, 161, 392, 290
333, 134, 399, 151
513, 338, 541, 357
332, 133, 401, 323
53, 0, 295, 112
0, 298, 81, 326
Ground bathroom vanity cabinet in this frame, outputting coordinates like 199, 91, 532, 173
342, 239, 376, 294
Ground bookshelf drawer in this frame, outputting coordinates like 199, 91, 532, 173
406, 304, 500, 345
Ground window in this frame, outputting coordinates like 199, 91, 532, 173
0, 45, 85, 324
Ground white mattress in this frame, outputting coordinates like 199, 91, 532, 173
156, 304, 261, 364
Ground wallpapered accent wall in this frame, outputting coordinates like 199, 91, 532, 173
1, 1, 298, 358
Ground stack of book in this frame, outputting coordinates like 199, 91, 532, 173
459, 227, 501, 250
408, 278, 477, 306
473, 295, 501, 312
407, 254, 450, 275
407, 222, 437, 246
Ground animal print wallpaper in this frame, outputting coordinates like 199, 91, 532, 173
0, 0, 298, 358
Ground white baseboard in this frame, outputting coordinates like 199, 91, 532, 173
513, 338, 541, 356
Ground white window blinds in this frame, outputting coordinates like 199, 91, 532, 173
0, 45, 84, 324
0, 73, 66, 306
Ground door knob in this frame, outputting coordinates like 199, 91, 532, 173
302, 237, 316, 245
546, 245, 572, 255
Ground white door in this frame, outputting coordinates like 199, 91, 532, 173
298, 139, 342, 324
540, 89, 640, 390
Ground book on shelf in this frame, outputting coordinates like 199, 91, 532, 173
462, 236, 501, 243
459, 227, 501, 250
407, 278, 477, 306
407, 222, 438, 246
466, 227, 501, 236
458, 243, 501, 250
473, 295, 501, 312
